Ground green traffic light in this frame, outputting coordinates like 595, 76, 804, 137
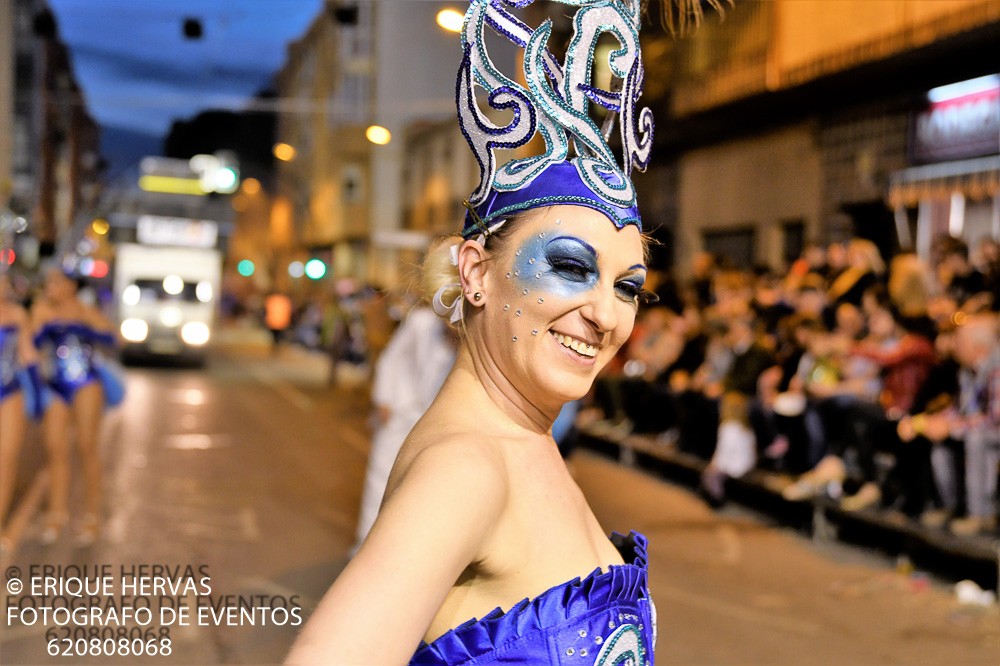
304, 259, 327, 280
237, 259, 255, 277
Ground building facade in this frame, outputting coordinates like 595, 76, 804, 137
645, 0, 1000, 273
4, 0, 102, 269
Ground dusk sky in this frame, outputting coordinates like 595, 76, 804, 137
48, 0, 324, 173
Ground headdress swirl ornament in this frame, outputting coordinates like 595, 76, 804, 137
457, 0, 654, 239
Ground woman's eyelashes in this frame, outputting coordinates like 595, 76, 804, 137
547, 256, 595, 282
615, 278, 645, 303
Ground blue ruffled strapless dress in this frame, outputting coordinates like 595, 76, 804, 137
410, 531, 655, 665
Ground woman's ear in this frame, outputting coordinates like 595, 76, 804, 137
457, 239, 490, 309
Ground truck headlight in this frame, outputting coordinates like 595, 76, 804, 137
120, 318, 149, 343
181, 322, 210, 346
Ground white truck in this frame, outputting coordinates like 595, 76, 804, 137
114, 242, 222, 365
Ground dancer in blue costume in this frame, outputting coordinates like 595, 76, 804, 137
31, 267, 117, 546
287, 1, 705, 663
0, 273, 44, 549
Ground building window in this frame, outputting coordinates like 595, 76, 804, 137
782, 219, 805, 267
704, 227, 755, 270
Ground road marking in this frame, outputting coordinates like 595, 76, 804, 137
164, 433, 234, 449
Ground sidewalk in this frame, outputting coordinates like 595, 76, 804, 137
577, 426, 1000, 594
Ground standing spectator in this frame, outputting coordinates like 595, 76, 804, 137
264, 291, 293, 354
948, 314, 1000, 535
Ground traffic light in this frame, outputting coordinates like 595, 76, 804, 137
304, 259, 327, 280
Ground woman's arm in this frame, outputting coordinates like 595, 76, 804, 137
286, 438, 507, 665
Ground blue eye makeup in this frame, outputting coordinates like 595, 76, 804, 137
513, 234, 598, 298
512, 232, 645, 304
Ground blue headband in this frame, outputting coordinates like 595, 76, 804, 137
463, 160, 640, 238
456, 0, 653, 239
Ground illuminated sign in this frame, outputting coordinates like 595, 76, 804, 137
137, 215, 219, 248
913, 74, 1000, 163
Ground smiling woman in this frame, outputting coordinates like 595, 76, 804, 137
286, 1, 658, 664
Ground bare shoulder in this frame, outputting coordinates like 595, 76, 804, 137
386, 428, 508, 514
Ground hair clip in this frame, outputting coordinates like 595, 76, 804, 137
462, 200, 491, 238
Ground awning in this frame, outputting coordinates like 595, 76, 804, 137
888, 155, 1000, 208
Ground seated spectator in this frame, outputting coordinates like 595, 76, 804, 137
701, 392, 757, 505
895, 325, 963, 525
936, 236, 988, 309
841, 297, 936, 510
828, 238, 884, 309
753, 315, 826, 474
947, 313, 1000, 536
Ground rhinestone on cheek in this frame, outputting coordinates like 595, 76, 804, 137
512, 336, 517, 342
515, 309, 521, 316
506, 272, 511, 279
531, 329, 538, 335
537, 298, 544, 303
503, 304, 509, 311
528, 258, 535, 264
522, 289, 528, 295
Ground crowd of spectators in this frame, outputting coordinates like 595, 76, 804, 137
584, 234, 1000, 538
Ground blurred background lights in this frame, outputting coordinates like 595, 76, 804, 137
273, 142, 296, 161
159, 305, 183, 327
237, 260, 255, 277
78, 257, 94, 276
196, 281, 213, 303
288, 261, 305, 278
121, 284, 141, 306
241, 178, 261, 195
436, 8, 464, 33
162, 274, 184, 295
90, 260, 109, 279
365, 125, 391, 145
91, 218, 110, 235
0, 248, 15, 265
304, 258, 327, 280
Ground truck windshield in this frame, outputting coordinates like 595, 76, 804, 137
131, 279, 201, 303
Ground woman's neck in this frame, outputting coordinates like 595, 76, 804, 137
447, 344, 556, 436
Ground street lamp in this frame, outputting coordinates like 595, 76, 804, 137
273, 143, 296, 161
436, 8, 464, 33
365, 125, 391, 146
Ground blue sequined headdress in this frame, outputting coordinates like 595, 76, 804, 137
457, 0, 653, 239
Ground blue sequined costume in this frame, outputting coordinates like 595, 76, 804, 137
33, 322, 113, 403
411, 532, 655, 665
0, 325, 23, 401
